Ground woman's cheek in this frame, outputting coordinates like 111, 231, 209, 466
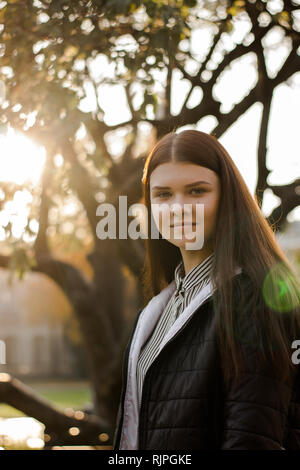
203, 198, 219, 237
151, 203, 170, 235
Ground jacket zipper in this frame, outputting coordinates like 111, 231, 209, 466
113, 308, 143, 449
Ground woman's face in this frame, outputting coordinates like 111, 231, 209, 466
149, 162, 220, 251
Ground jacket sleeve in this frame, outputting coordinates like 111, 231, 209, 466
220, 300, 297, 450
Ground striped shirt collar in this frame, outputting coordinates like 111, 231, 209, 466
174, 253, 214, 293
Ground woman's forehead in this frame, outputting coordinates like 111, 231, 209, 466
150, 162, 217, 187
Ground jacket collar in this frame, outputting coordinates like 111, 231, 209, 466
139, 264, 242, 357
174, 253, 215, 293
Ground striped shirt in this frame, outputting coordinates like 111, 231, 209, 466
136, 252, 215, 409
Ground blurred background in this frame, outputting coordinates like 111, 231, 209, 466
0, 0, 299, 450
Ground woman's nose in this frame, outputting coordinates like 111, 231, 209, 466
170, 198, 192, 218
170, 193, 186, 206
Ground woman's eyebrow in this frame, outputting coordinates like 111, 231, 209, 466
151, 180, 212, 191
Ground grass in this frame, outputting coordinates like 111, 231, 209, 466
0, 380, 92, 418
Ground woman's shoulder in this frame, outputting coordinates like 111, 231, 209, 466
231, 270, 262, 308
233, 267, 300, 316
231, 268, 300, 343
229, 270, 274, 338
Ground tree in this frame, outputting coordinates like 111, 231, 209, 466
0, 0, 299, 444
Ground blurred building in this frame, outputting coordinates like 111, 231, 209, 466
0, 304, 74, 378
275, 220, 300, 274
0, 268, 80, 379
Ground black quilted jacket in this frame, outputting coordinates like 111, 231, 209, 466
113, 272, 300, 450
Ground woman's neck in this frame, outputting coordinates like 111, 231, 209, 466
180, 243, 214, 276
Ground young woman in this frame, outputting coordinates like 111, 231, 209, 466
113, 129, 300, 450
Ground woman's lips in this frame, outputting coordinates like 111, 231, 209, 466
170, 223, 198, 227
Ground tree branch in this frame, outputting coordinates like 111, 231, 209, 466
267, 178, 300, 231
0, 374, 112, 447
212, 85, 258, 137
255, 91, 272, 208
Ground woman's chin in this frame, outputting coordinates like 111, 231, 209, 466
166, 235, 200, 249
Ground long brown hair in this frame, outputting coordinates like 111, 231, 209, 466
140, 129, 300, 387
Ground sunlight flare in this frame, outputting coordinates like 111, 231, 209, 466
0, 128, 46, 185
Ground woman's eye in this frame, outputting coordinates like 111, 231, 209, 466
190, 188, 204, 195
155, 189, 204, 198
